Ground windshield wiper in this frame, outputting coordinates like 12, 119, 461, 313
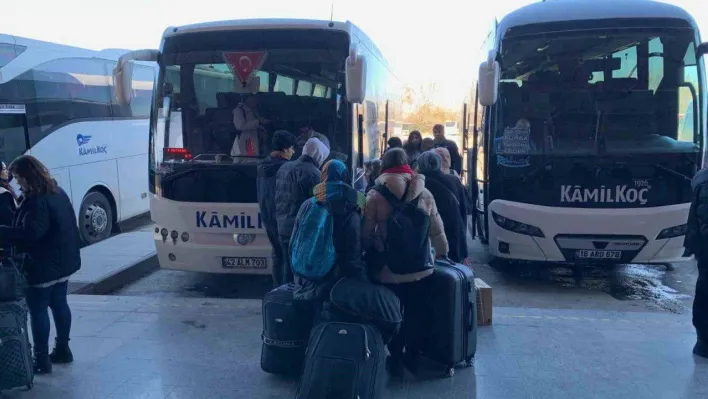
617, 160, 692, 182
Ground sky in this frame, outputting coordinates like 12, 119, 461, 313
1, 0, 707, 108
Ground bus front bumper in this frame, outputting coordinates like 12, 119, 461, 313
153, 229, 275, 275
487, 200, 690, 264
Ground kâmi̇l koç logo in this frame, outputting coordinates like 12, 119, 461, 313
76, 134, 107, 156
76, 134, 91, 146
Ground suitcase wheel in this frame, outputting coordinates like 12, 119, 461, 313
445, 367, 455, 377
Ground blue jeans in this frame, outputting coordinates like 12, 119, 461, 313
26, 281, 72, 355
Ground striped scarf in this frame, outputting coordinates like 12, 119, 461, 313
313, 160, 366, 210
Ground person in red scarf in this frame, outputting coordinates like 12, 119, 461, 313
361, 147, 448, 376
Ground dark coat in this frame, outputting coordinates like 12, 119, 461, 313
0, 188, 16, 227
0, 188, 81, 285
685, 168, 708, 264
275, 155, 321, 237
257, 153, 290, 233
434, 139, 462, 174
421, 170, 469, 263
293, 197, 367, 303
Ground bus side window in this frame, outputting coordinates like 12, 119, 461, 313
29, 57, 113, 146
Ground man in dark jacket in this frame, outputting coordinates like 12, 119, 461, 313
432, 123, 462, 174
417, 151, 469, 262
685, 167, 708, 358
257, 130, 296, 287
275, 137, 330, 284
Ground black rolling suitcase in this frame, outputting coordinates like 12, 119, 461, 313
411, 258, 477, 377
0, 301, 34, 391
260, 284, 314, 376
296, 322, 386, 399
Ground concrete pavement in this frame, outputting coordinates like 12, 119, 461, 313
1, 295, 706, 399
70, 231, 157, 295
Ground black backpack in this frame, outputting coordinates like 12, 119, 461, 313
373, 182, 431, 275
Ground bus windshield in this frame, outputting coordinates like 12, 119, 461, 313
494, 28, 701, 161
150, 29, 350, 203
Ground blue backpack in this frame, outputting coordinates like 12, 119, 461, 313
290, 198, 336, 281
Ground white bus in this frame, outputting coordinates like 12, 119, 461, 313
468, 0, 708, 264
114, 19, 403, 274
0, 34, 155, 244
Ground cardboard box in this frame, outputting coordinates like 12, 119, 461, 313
475, 278, 492, 326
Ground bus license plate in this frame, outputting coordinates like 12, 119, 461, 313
222, 257, 267, 269
575, 250, 621, 260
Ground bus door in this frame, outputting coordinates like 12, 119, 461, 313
470, 85, 489, 244
0, 103, 30, 164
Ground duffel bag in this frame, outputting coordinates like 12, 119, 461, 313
321, 277, 401, 344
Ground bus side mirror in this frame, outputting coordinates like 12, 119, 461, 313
478, 50, 500, 106
346, 46, 367, 104
697, 42, 708, 57
113, 49, 160, 106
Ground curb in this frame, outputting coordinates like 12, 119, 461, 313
72, 254, 159, 295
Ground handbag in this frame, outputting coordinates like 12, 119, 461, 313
0, 254, 27, 302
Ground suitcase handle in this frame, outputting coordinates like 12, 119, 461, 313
468, 282, 475, 331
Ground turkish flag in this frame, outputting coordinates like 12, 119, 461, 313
223, 51, 267, 86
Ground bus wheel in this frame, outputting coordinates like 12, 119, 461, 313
79, 191, 113, 245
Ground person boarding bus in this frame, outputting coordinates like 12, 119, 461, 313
232, 94, 270, 156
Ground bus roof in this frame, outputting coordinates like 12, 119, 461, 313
161, 18, 390, 69
498, 0, 698, 35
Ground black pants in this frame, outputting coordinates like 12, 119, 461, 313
386, 279, 428, 360
265, 226, 283, 288
26, 281, 72, 355
279, 234, 294, 285
694, 261, 708, 342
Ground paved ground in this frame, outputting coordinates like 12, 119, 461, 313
1, 295, 706, 399
115, 238, 697, 315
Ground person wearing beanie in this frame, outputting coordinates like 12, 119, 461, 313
274, 137, 330, 283
257, 130, 297, 287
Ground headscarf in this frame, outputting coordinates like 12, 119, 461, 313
302, 137, 331, 167
313, 160, 366, 210
433, 147, 452, 174
416, 151, 442, 173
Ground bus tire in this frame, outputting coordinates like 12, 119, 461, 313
79, 191, 113, 245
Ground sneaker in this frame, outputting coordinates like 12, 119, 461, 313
33, 353, 52, 374
693, 341, 708, 358
49, 339, 74, 364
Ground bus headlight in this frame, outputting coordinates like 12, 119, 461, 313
656, 224, 687, 240
234, 233, 256, 246
491, 211, 545, 238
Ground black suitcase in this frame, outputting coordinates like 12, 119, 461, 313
260, 284, 314, 376
411, 258, 476, 377
0, 301, 34, 391
296, 322, 386, 399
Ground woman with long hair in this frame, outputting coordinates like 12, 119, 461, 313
0, 155, 81, 374
404, 130, 423, 166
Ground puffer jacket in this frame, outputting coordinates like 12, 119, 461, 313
685, 168, 708, 263
275, 138, 330, 238
257, 152, 290, 233
362, 172, 448, 284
